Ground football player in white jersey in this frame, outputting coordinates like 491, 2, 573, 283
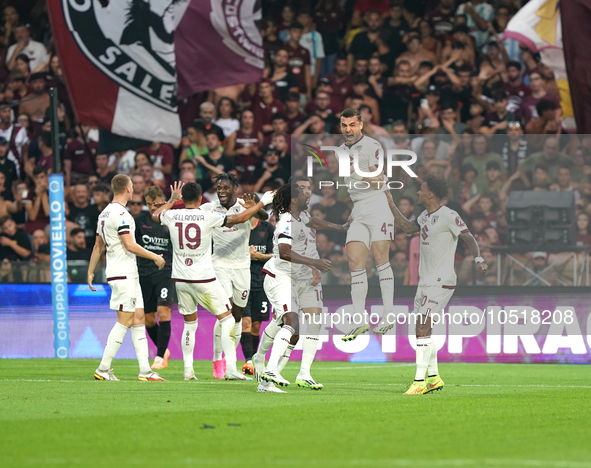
385, 175, 488, 394
152, 181, 275, 380
254, 180, 349, 392
200, 173, 268, 379
337, 107, 397, 341
88, 174, 167, 382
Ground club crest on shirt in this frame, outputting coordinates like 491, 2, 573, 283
185, 258, 193, 266
63, 0, 190, 112
431, 215, 439, 224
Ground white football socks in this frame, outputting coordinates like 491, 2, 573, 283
213, 319, 222, 361
131, 325, 151, 374
257, 319, 281, 357
377, 262, 394, 316
299, 318, 322, 378
233, 319, 242, 349
351, 269, 368, 320
278, 344, 295, 373
428, 337, 439, 377
182, 319, 198, 373
414, 336, 432, 381
266, 325, 295, 371
99, 322, 128, 371
219, 314, 237, 373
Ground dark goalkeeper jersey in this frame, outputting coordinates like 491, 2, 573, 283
249, 219, 274, 290
134, 211, 172, 277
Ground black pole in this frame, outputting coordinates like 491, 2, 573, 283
50, 87, 60, 174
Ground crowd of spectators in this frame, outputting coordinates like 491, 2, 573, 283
0, 0, 589, 286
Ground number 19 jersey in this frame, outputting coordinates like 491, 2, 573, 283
159, 208, 226, 281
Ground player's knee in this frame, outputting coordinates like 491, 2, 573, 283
242, 318, 251, 333
290, 334, 300, 345
157, 307, 171, 322
145, 313, 156, 327
251, 321, 261, 335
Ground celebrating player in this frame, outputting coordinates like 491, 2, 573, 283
152, 181, 274, 380
200, 173, 269, 379
240, 196, 275, 375
88, 174, 166, 382
337, 107, 396, 341
255, 180, 349, 392
385, 175, 488, 394
134, 186, 173, 370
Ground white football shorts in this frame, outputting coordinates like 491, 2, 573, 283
215, 266, 251, 307
346, 192, 394, 249
175, 279, 231, 316
108, 276, 144, 312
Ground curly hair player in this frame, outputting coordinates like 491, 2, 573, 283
385, 175, 488, 395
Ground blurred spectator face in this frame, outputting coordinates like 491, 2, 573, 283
389, 5, 403, 19
186, 126, 198, 143
354, 59, 368, 76
543, 138, 559, 159
463, 168, 476, 183
264, 151, 280, 166
272, 117, 288, 133
486, 166, 501, 182
311, 207, 325, 219
297, 12, 313, 28
72, 231, 87, 250
494, 97, 508, 113
200, 103, 215, 123
271, 134, 287, 152
1, 218, 17, 236
507, 65, 520, 81
179, 161, 196, 174
274, 49, 289, 67
352, 81, 369, 96
482, 250, 495, 265
3, 6, 18, 24
87, 175, 98, 190
128, 194, 144, 216
0, 107, 11, 124
315, 91, 331, 111
289, 26, 303, 42
486, 43, 499, 60
557, 167, 572, 188
473, 136, 487, 155
282, 5, 295, 23
532, 254, 547, 268
132, 174, 146, 194
73, 184, 89, 205
407, 37, 421, 53
0, 141, 7, 159
478, 196, 493, 213
360, 106, 372, 124
392, 251, 407, 264
422, 141, 437, 161
391, 123, 407, 135
218, 98, 233, 118
470, 102, 484, 117
321, 183, 337, 198
14, 25, 29, 42
30, 78, 46, 94
15, 57, 29, 75
259, 81, 273, 99
419, 21, 432, 37
139, 164, 154, 182
316, 232, 330, 255
426, 91, 440, 107
335, 59, 348, 77
350, 96, 364, 109
507, 122, 524, 136
310, 117, 326, 133
529, 72, 544, 92
472, 218, 488, 235
365, 11, 382, 32
396, 62, 412, 78
96, 153, 109, 170
368, 58, 381, 75
533, 167, 549, 185
92, 188, 110, 206
484, 227, 500, 245
457, 70, 470, 87
241, 110, 254, 128
32, 230, 48, 250
180, 170, 196, 184
394, 232, 408, 252
577, 213, 589, 233
50, 55, 62, 76
399, 198, 414, 217
17, 114, 29, 128
206, 133, 221, 151
35, 170, 48, 188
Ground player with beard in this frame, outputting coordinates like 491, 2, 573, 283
200, 173, 269, 380
134, 186, 173, 370
255, 179, 351, 392
336, 107, 396, 342
384, 175, 488, 394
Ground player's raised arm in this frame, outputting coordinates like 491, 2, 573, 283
152, 181, 184, 223
385, 190, 420, 234
240, 192, 269, 220
278, 242, 332, 273
459, 230, 488, 273
226, 191, 275, 226
307, 215, 353, 233
87, 234, 105, 292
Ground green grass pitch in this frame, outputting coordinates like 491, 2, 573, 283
1, 359, 590, 468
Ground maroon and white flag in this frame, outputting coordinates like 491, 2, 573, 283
175, 0, 264, 99
49, 0, 191, 144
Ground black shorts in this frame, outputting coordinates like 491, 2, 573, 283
242, 289, 271, 322
139, 272, 175, 313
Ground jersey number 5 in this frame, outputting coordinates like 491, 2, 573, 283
175, 222, 201, 250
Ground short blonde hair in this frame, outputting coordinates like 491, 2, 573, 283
111, 174, 132, 195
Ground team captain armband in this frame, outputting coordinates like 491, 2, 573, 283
278, 233, 292, 245
118, 224, 130, 235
